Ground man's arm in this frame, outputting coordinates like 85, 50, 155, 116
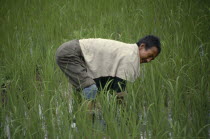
112, 77, 126, 92
93, 76, 127, 103
112, 77, 127, 104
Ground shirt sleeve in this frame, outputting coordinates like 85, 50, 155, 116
112, 77, 126, 93
93, 76, 126, 93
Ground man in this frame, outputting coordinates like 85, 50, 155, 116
56, 35, 161, 100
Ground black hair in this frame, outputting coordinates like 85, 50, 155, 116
136, 35, 161, 54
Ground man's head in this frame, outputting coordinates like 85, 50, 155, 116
136, 35, 161, 63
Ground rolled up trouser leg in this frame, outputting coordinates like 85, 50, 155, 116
56, 40, 95, 91
82, 84, 98, 100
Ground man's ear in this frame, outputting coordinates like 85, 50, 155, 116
139, 43, 146, 50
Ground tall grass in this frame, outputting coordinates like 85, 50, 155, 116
0, 0, 209, 138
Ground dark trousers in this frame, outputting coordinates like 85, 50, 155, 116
55, 40, 95, 90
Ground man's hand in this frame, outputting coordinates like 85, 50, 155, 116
116, 92, 127, 105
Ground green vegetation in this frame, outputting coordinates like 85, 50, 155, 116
0, 0, 209, 138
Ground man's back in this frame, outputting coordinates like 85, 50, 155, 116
79, 38, 140, 82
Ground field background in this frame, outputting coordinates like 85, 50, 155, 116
0, 0, 209, 138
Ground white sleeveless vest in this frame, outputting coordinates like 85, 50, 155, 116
79, 38, 140, 82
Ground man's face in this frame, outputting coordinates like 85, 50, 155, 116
139, 44, 159, 63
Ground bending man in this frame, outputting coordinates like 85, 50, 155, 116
56, 35, 161, 100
